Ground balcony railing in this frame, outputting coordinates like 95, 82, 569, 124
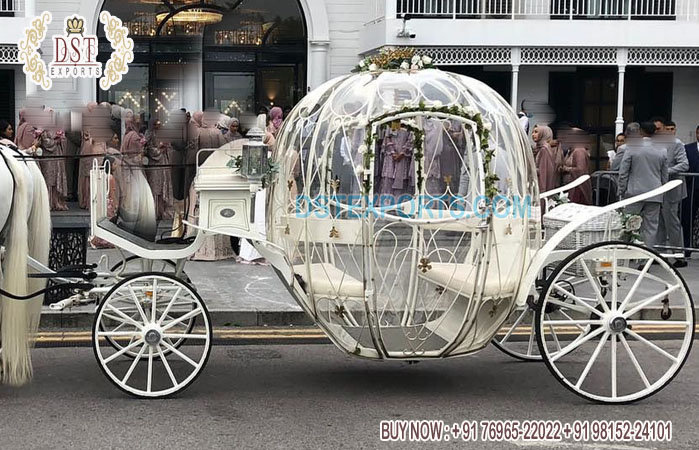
0, 0, 23, 16
391, 0, 698, 20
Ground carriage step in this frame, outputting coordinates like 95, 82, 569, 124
29, 266, 98, 280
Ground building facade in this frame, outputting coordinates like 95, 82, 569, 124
1, 0, 698, 170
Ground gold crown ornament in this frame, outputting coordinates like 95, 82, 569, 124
66, 17, 84, 35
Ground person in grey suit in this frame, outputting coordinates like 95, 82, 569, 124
656, 120, 689, 267
618, 122, 669, 250
611, 124, 639, 171
682, 124, 699, 255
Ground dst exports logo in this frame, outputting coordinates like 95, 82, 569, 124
18, 11, 133, 91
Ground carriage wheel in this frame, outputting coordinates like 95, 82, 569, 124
93, 273, 212, 398
101, 257, 194, 357
493, 270, 582, 361
536, 241, 694, 403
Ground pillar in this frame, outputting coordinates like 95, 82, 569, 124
308, 40, 330, 92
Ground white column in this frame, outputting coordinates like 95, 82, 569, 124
510, 47, 521, 111
308, 40, 330, 93
615, 49, 628, 135
24, 0, 35, 17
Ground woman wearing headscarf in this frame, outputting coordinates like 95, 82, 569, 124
561, 145, 592, 205
267, 106, 284, 138
144, 118, 174, 220
532, 124, 558, 193
38, 128, 69, 211
116, 110, 156, 241
225, 117, 243, 142
185, 111, 235, 261
15, 109, 36, 150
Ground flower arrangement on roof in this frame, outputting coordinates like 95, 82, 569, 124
353, 47, 435, 73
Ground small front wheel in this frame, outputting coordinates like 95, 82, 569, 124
93, 273, 212, 398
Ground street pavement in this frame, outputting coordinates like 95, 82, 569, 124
0, 342, 697, 450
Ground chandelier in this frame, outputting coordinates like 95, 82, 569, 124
155, 1, 223, 28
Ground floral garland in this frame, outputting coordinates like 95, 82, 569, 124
353, 47, 435, 73
356, 102, 496, 201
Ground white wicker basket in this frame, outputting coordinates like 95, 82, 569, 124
543, 203, 623, 250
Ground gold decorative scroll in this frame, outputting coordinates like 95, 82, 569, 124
18, 11, 52, 90
99, 11, 134, 91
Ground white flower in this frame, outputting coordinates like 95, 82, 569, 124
402, 99, 412, 106
358, 144, 368, 154
369, 63, 378, 71
410, 64, 418, 71
432, 100, 443, 108
359, 59, 366, 68
465, 106, 477, 115
354, 165, 365, 176
411, 55, 420, 64
483, 121, 492, 131
417, 60, 424, 68
400, 61, 410, 70
422, 55, 432, 64
34, 147, 43, 157
627, 215, 643, 232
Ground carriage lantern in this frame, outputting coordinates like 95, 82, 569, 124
241, 127, 268, 181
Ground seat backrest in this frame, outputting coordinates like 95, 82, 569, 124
280, 215, 364, 245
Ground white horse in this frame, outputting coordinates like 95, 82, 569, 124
0, 142, 51, 386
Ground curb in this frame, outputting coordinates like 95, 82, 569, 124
40, 309, 315, 330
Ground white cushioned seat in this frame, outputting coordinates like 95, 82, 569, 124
293, 262, 364, 298
420, 262, 519, 297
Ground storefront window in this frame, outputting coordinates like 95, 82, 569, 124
97, 0, 307, 123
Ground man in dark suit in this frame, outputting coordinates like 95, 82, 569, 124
682, 124, 699, 256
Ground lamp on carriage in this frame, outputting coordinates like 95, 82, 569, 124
241, 127, 268, 181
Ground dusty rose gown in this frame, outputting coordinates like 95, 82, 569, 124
39, 130, 69, 211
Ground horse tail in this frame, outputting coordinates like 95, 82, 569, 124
26, 161, 51, 351
1, 154, 32, 385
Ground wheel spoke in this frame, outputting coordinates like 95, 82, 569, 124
546, 314, 562, 353
147, 346, 154, 393
580, 260, 610, 314
560, 310, 587, 333
548, 290, 603, 317
575, 331, 609, 389
625, 320, 690, 327
128, 285, 148, 325
623, 284, 681, 318
157, 345, 178, 388
162, 308, 203, 332
121, 344, 146, 385
618, 259, 653, 312
611, 248, 618, 311
158, 287, 183, 326
151, 278, 158, 323
619, 334, 651, 389
105, 304, 144, 329
624, 329, 679, 363
103, 338, 145, 364
611, 334, 617, 398
162, 333, 209, 340
550, 326, 605, 363
542, 320, 602, 326
161, 340, 199, 368
527, 313, 536, 356
97, 331, 142, 338
499, 307, 529, 345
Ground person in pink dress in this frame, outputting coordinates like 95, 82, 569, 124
380, 125, 413, 199
144, 118, 174, 220
266, 106, 284, 138
14, 109, 36, 150
561, 146, 593, 204
38, 128, 69, 211
532, 124, 558, 193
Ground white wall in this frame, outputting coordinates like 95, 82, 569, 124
671, 67, 699, 144
518, 66, 552, 139
325, 0, 365, 78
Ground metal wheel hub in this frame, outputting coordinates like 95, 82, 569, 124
608, 316, 627, 334
144, 328, 162, 346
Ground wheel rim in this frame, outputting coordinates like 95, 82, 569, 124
93, 274, 212, 398
537, 242, 694, 403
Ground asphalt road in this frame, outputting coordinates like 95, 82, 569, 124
0, 343, 696, 450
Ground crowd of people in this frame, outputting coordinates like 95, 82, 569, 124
530, 116, 699, 268
0, 103, 288, 263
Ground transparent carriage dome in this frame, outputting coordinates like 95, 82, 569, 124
267, 68, 539, 358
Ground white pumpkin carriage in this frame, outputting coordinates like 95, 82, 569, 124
0, 66, 693, 403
